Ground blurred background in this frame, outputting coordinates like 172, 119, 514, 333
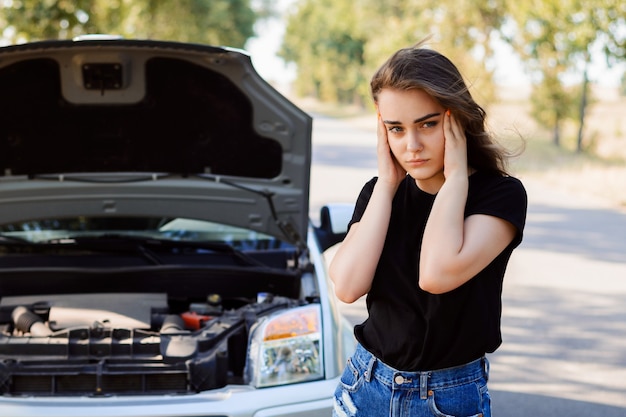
2, 2, 626, 415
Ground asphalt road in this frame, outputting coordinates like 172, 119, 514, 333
308, 113, 626, 416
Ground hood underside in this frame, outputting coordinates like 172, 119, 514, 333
0, 39, 312, 244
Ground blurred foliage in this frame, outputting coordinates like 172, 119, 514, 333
503, 0, 625, 150
280, 0, 625, 153
280, 0, 368, 104
0, 0, 271, 48
280, 0, 506, 107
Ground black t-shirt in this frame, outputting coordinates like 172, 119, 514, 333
349, 171, 527, 371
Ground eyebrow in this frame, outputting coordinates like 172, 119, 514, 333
383, 112, 442, 125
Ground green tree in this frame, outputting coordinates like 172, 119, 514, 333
280, 0, 367, 103
530, 73, 579, 147
421, 0, 507, 105
280, 0, 507, 107
503, 0, 625, 150
1, 0, 265, 48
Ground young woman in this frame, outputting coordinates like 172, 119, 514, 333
329, 43, 527, 417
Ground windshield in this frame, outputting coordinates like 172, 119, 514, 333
0, 216, 291, 251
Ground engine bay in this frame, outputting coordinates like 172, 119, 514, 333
0, 291, 301, 396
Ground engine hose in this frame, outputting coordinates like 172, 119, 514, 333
11, 306, 53, 336
160, 314, 187, 334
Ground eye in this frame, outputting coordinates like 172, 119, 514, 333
421, 120, 438, 128
387, 126, 404, 134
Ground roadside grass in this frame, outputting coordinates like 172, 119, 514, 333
501, 120, 626, 208
512, 138, 626, 208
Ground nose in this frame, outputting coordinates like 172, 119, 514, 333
406, 131, 423, 152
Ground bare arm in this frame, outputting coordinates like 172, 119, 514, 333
419, 185, 517, 294
329, 114, 405, 303
328, 183, 395, 303
419, 112, 516, 294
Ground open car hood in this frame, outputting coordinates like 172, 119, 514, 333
0, 38, 312, 246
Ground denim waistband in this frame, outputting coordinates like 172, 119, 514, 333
351, 343, 489, 400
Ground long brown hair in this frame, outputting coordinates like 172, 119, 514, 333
371, 42, 512, 176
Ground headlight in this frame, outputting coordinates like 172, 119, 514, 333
246, 304, 323, 388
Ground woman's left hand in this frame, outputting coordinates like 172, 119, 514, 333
442, 110, 469, 179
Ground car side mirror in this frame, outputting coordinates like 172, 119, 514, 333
313, 203, 354, 252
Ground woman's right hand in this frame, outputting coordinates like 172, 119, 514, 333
376, 112, 406, 188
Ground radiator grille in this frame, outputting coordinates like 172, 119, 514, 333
11, 373, 188, 395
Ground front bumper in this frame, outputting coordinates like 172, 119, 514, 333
0, 377, 338, 417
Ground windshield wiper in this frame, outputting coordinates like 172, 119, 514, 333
0, 235, 32, 244
195, 174, 307, 254
46, 234, 270, 268
32, 172, 171, 183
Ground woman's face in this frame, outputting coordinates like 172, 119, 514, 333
377, 88, 447, 193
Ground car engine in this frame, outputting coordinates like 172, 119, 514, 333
0, 292, 299, 396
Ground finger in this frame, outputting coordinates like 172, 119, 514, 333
376, 112, 388, 147
444, 110, 464, 144
443, 110, 456, 142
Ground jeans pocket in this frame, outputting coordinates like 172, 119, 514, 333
478, 383, 491, 417
338, 357, 363, 391
428, 380, 489, 417
333, 358, 366, 417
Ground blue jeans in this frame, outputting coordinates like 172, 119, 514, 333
333, 344, 491, 417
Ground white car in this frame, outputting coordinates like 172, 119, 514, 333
0, 37, 355, 416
